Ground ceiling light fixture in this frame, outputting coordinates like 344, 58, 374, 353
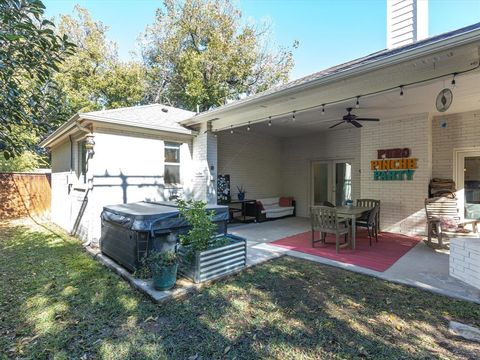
355, 96, 360, 109
451, 73, 457, 87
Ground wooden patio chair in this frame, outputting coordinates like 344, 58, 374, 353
355, 204, 380, 246
425, 197, 479, 247
318, 201, 335, 207
356, 199, 381, 233
310, 206, 350, 253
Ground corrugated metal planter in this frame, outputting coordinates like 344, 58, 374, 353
178, 234, 247, 283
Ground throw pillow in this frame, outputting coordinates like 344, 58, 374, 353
279, 197, 293, 207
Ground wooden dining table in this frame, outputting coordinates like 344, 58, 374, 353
336, 206, 373, 250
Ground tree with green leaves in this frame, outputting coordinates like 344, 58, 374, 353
0, 0, 75, 159
141, 0, 297, 112
55, 6, 147, 114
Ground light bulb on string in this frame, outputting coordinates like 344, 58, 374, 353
292, 111, 296, 122
321, 104, 325, 115
400, 86, 404, 97
355, 97, 360, 109
268, 116, 272, 126
247, 122, 251, 131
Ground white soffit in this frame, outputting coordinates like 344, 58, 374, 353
208, 42, 479, 132
219, 69, 480, 138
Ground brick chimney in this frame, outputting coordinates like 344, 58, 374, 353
387, 0, 428, 49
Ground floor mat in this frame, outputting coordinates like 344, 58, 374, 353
270, 229, 421, 272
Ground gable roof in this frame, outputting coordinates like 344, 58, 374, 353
183, 21, 480, 125
81, 104, 195, 133
40, 104, 196, 148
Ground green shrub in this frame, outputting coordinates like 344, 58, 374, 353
134, 250, 177, 279
177, 199, 218, 254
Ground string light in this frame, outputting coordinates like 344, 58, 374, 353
212, 65, 479, 133
292, 111, 296, 122
230, 125, 234, 134
247, 122, 251, 131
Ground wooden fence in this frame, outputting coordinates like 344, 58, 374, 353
0, 172, 51, 220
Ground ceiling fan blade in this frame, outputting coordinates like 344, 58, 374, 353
350, 120, 363, 128
355, 118, 380, 121
329, 121, 345, 129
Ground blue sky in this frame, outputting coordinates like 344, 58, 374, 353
44, 0, 480, 80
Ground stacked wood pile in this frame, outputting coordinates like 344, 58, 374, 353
429, 178, 456, 198
0, 173, 51, 219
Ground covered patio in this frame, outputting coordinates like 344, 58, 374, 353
180, 24, 480, 304
231, 217, 480, 304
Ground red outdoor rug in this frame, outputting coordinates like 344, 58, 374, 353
270, 229, 421, 272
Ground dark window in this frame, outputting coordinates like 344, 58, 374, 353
164, 142, 180, 184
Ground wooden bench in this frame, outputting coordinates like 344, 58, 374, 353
425, 197, 478, 247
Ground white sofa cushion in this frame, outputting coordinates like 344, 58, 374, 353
263, 207, 295, 218
257, 198, 279, 208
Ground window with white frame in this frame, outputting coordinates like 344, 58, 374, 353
164, 142, 181, 185
77, 139, 87, 183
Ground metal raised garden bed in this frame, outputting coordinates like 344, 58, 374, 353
178, 234, 247, 283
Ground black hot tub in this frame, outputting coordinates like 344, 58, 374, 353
100, 201, 229, 272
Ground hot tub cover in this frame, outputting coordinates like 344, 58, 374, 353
101, 201, 229, 233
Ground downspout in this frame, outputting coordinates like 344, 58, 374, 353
75, 121, 95, 247
69, 135, 73, 172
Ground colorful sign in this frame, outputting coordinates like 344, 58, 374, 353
370, 148, 417, 181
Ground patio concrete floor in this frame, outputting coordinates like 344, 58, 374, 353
229, 217, 480, 304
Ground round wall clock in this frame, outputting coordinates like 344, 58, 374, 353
436, 88, 453, 112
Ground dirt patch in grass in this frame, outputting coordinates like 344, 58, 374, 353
1, 219, 479, 359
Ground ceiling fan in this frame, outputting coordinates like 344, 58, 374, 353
329, 108, 380, 129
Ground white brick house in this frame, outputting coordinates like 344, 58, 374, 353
42, 21, 480, 244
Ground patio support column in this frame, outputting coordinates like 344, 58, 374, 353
191, 121, 217, 204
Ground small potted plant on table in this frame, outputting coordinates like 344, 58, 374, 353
176, 199, 247, 283
236, 185, 246, 200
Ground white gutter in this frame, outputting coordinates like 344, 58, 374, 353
182, 26, 480, 126
40, 113, 198, 149
39, 113, 80, 148
82, 114, 197, 136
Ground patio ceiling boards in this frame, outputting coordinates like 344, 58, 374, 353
181, 23, 480, 135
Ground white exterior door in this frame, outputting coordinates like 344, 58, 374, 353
455, 149, 480, 220
311, 160, 353, 206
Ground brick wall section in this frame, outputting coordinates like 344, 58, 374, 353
282, 128, 361, 217
217, 130, 282, 200
360, 114, 431, 234
432, 110, 480, 178
450, 238, 480, 290
192, 124, 217, 203
0, 173, 51, 219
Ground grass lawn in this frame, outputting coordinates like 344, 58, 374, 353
1, 220, 479, 359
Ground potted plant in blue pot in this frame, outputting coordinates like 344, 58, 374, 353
236, 185, 246, 200
139, 250, 178, 291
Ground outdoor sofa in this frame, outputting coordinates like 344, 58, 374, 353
246, 197, 296, 222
